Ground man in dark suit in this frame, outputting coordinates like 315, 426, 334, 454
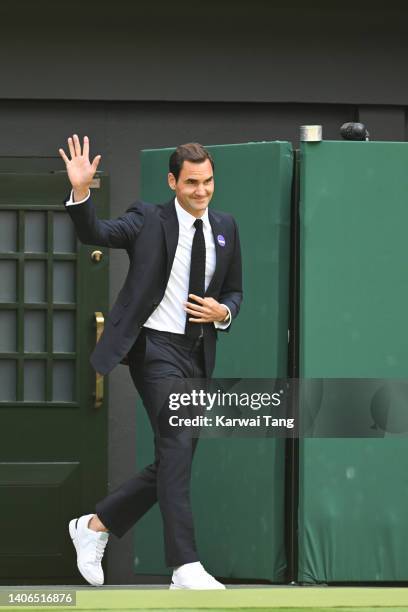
59, 135, 242, 589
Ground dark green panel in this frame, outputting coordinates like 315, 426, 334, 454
299, 141, 408, 582
0, 463, 80, 577
135, 142, 292, 581
0, 166, 109, 583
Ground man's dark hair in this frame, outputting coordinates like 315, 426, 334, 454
169, 143, 215, 182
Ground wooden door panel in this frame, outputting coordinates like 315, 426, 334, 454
0, 168, 109, 584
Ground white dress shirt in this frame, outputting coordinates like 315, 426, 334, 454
65, 191, 231, 332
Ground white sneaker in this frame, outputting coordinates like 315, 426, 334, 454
68, 514, 109, 586
170, 561, 226, 590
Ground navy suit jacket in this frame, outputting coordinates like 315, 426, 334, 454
64, 196, 243, 376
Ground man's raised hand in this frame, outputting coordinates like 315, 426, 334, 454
59, 134, 101, 201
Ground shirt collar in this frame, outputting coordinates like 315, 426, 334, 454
175, 197, 210, 230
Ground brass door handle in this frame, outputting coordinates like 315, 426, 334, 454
94, 311, 104, 408
91, 250, 103, 262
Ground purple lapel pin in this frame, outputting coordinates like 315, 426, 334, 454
217, 234, 226, 247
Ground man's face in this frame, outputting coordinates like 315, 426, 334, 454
168, 159, 214, 217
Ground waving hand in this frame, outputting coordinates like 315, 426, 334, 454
59, 134, 101, 201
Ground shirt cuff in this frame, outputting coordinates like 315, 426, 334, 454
65, 189, 91, 206
214, 305, 232, 330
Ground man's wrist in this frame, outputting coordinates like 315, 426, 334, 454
220, 305, 230, 322
73, 187, 90, 202
213, 304, 232, 330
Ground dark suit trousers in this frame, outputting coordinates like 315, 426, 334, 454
94, 328, 205, 567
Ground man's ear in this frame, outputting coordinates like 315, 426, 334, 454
168, 172, 176, 191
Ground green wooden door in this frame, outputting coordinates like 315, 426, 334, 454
0, 169, 109, 584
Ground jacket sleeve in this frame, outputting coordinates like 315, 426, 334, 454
218, 218, 243, 332
63, 193, 145, 249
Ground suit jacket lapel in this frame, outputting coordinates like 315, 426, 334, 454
206, 210, 224, 296
160, 200, 226, 295
160, 198, 179, 283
